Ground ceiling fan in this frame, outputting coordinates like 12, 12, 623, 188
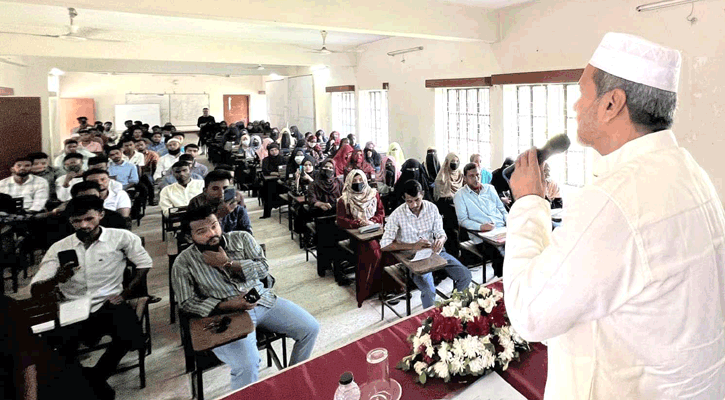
303, 30, 364, 54
0, 7, 126, 42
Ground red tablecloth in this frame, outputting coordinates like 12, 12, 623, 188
222, 282, 547, 400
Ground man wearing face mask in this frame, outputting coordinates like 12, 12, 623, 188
453, 163, 507, 277
154, 138, 183, 182
56, 154, 86, 202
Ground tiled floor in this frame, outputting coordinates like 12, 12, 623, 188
6, 147, 495, 400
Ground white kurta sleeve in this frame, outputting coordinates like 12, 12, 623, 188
503, 189, 648, 343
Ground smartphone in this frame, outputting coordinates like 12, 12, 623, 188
244, 287, 260, 303
58, 249, 79, 267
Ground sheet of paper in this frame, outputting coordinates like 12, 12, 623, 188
59, 297, 91, 327
31, 320, 56, 334
410, 248, 433, 262
450, 372, 527, 400
481, 227, 507, 240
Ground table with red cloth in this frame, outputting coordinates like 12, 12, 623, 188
222, 281, 548, 400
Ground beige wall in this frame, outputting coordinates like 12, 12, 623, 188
59, 72, 267, 138
316, 0, 725, 200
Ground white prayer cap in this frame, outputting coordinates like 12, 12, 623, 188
589, 32, 681, 93
167, 138, 181, 145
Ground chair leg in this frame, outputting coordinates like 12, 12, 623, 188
266, 345, 272, 368
282, 337, 288, 368
138, 348, 146, 388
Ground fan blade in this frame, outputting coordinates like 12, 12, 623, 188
83, 37, 128, 43
0, 58, 29, 67
0, 30, 60, 38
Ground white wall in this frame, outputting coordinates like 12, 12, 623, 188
318, 0, 725, 200
59, 73, 267, 132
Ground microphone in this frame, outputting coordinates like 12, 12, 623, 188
503, 133, 571, 182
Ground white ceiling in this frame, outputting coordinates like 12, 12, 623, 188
440, 0, 534, 8
0, 1, 388, 48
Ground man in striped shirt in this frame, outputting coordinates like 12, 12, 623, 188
172, 205, 318, 389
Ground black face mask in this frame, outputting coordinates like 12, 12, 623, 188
450, 162, 459, 170
168, 148, 181, 156
351, 182, 364, 192
321, 169, 334, 179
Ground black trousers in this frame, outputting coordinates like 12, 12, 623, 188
436, 197, 460, 257
477, 241, 505, 278
50, 301, 143, 380
261, 179, 283, 217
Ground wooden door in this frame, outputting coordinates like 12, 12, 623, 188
60, 98, 95, 140
0, 98, 42, 179
223, 95, 249, 125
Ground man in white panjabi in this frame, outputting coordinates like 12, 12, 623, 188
504, 32, 725, 399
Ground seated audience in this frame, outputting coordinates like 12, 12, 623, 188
470, 154, 493, 184
87, 156, 124, 194
189, 170, 252, 235
83, 169, 132, 218
332, 144, 354, 177
423, 147, 441, 185
324, 137, 339, 158
260, 143, 285, 219
29, 151, 60, 202
238, 134, 256, 160
490, 158, 514, 208
108, 146, 139, 190
453, 163, 507, 277
280, 130, 292, 156
336, 169, 385, 307
387, 142, 406, 167
344, 149, 375, 181
148, 131, 168, 156
159, 161, 205, 215
291, 154, 316, 196
158, 154, 204, 190
364, 142, 382, 172
120, 138, 145, 167
380, 180, 472, 308
434, 152, 464, 255
31, 196, 152, 397
286, 148, 307, 180
376, 155, 400, 194
56, 153, 85, 202
315, 129, 327, 144
347, 133, 361, 150
154, 138, 183, 181
172, 205, 319, 389
53, 139, 95, 172
78, 131, 103, 153
306, 136, 324, 163
183, 144, 209, 177
543, 162, 563, 209
0, 157, 49, 213
71, 182, 131, 230
307, 158, 342, 215
393, 159, 432, 207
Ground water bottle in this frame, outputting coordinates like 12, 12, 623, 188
334, 371, 361, 400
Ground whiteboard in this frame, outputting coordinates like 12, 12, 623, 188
265, 79, 288, 130
169, 94, 209, 126
288, 75, 315, 134
114, 104, 161, 131
126, 94, 170, 125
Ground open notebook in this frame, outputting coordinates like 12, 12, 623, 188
480, 227, 507, 243
59, 297, 91, 327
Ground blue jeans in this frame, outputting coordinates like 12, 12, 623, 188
412, 251, 472, 308
211, 297, 320, 390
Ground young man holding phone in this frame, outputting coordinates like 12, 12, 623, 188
30, 196, 153, 395
172, 205, 318, 390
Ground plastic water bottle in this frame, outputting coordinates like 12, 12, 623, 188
334, 371, 361, 400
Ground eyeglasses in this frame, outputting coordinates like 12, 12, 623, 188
203, 316, 232, 333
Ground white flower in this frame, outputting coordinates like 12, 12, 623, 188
420, 333, 432, 347
433, 361, 450, 379
451, 338, 465, 358
498, 335, 516, 361
477, 297, 497, 314
481, 348, 497, 369
468, 357, 486, 374
416, 326, 424, 337
441, 305, 457, 318
451, 300, 463, 310
414, 361, 428, 375
477, 286, 491, 296
491, 289, 504, 301
468, 302, 481, 318
462, 335, 484, 359
438, 345, 451, 363
425, 344, 435, 358
510, 327, 526, 345
449, 356, 465, 375
458, 307, 476, 323
468, 287, 477, 297
412, 336, 422, 353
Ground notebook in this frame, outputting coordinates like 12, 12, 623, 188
59, 297, 91, 327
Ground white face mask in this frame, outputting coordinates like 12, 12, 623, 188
242, 139, 249, 145
295, 156, 304, 164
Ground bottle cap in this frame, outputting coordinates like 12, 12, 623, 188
339, 371, 354, 385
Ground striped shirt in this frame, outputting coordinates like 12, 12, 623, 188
0, 175, 49, 212
380, 200, 446, 248
172, 231, 275, 317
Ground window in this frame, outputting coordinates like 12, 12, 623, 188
441, 88, 491, 168
503, 83, 586, 187
332, 91, 356, 136
360, 90, 389, 150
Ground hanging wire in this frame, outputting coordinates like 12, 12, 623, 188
686, 2, 698, 24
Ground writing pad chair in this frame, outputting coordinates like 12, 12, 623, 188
458, 227, 489, 285
169, 232, 192, 324
77, 237, 152, 389
311, 214, 339, 277
161, 205, 187, 242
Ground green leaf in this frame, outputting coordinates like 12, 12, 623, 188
419, 372, 427, 385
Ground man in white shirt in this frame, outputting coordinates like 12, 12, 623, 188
159, 161, 204, 216
380, 180, 471, 308
31, 196, 152, 391
87, 156, 123, 194
83, 169, 131, 218
53, 139, 95, 173
154, 138, 183, 181
0, 157, 49, 213
121, 138, 145, 167
55, 153, 85, 202
504, 32, 725, 399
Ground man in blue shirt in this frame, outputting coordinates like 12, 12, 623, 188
148, 131, 168, 156
107, 146, 139, 190
453, 163, 507, 277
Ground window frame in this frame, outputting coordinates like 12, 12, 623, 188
332, 91, 356, 136
359, 90, 389, 150
440, 87, 492, 169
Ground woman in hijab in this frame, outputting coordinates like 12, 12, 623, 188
315, 130, 327, 144
286, 148, 307, 180
238, 133, 256, 160
332, 144, 354, 177
376, 156, 400, 187
347, 134, 361, 151
280, 130, 292, 156
364, 142, 382, 172
306, 135, 324, 163
344, 149, 375, 180
434, 153, 465, 255
336, 169, 385, 307
255, 135, 272, 161
307, 158, 342, 214
330, 131, 342, 146
260, 143, 285, 219
292, 154, 316, 196
325, 138, 339, 158
423, 147, 441, 182
290, 126, 305, 144
392, 158, 432, 208
387, 142, 406, 167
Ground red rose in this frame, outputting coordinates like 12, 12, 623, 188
466, 315, 491, 337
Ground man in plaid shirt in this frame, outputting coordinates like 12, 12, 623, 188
381, 179, 471, 308
0, 157, 49, 213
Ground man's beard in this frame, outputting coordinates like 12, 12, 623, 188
76, 226, 98, 241
168, 148, 181, 156
196, 235, 222, 252
16, 171, 30, 178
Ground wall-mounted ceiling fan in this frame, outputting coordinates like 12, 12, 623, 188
0, 7, 126, 42
302, 30, 364, 54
